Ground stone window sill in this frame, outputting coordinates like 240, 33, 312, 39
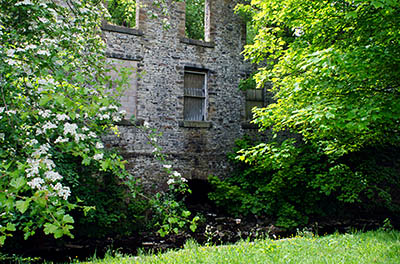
179, 120, 212, 128
180, 37, 215, 48
101, 22, 144, 36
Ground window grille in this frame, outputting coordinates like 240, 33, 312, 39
184, 71, 207, 121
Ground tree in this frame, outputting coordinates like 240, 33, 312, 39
185, 0, 205, 40
238, 0, 400, 155
0, 0, 198, 247
230, 0, 400, 226
0, 0, 132, 244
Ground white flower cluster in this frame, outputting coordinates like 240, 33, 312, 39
51, 183, 71, 200
166, 170, 188, 185
54, 136, 68, 144
38, 109, 52, 118
25, 144, 71, 200
63, 123, 78, 136
42, 121, 57, 133
62, 122, 87, 142
56, 113, 69, 121
93, 153, 104, 160
97, 106, 125, 122
15, 0, 33, 6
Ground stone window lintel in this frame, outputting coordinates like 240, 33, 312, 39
101, 21, 144, 36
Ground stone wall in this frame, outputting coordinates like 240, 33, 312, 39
102, 0, 257, 189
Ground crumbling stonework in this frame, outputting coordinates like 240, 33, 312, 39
102, 0, 257, 188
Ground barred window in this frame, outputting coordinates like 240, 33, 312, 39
184, 70, 207, 121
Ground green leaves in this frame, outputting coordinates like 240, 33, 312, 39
240, 0, 400, 156
15, 199, 30, 214
230, 0, 400, 227
0, 0, 135, 246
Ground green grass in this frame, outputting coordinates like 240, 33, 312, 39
79, 230, 400, 263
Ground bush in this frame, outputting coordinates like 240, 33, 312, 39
209, 137, 400, 229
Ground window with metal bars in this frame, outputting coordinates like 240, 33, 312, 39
184, 70, 207, 121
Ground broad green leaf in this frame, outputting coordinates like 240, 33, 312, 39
43, 223, 59, 235
62, 214, 74, 224
6, 223, 16, 232
10, 177, 26, 190
15, 199, 30, 214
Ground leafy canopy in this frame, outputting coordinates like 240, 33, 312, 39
229, 0, 400, 226
237, 0, 400, 156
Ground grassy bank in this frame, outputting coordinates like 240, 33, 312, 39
82, 230, 400, 264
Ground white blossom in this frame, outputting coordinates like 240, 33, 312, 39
63, 123, 78, 136
44, 171, 62, 182
27, 177, 45, 189
26, 159, 40, 178
167, 178, 175, 185
56, 113, 70, 121
32, 144, 50, 158
143, 121, 150, 128
74, 133, 86, 142
293, 27, 304, 37
38, 109, 51, 118
42, 158, 55, 170
6, 49, 14, 57
38, 17, 49, 24
112, 114, 122, 122
95, 142, 104, 149
43, 122, 57, 132
172, 171, 181, 177
37, 50, 50, 56
93, 153, 103, 160
25, 44, 37, 50
98, 114, 110, 120
15, 0, 33, 6
59, 186, 71, 200
26, 139, 39, 146
38, 79, 47, 85
53, 183, 71, 200
36, 128, 43, 135
6, 59, 17, 65
163, 164, 172, 169
6, 110, 16, 115
55, 136, 68, 144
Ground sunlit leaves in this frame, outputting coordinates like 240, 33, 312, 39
239, 0, 400, 155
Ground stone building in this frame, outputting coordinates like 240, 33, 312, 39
102, 0, 262, 188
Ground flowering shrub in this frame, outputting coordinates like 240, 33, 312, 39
0, 0, 132, 245
141, 122, 199, 237
0, 0, 196, 247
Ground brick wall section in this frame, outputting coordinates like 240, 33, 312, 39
102, 0, 256, 190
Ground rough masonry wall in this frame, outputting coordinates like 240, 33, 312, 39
102, 0, 254, 189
